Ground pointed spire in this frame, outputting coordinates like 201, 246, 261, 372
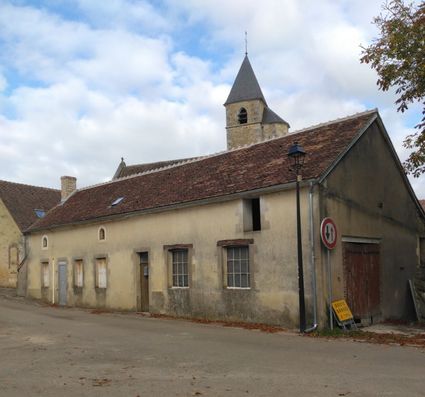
224, 55, 267, 106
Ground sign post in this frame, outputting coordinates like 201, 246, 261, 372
320, 217, 337, 330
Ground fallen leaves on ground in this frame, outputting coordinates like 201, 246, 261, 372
148, 313, 287, 333
92, 378, 112, 387
306, 329, 425, 348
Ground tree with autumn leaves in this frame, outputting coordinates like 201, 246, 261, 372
361, 0, 424, 176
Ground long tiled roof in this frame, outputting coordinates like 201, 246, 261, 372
0, 180, 61, 231
28, 110, 377, 232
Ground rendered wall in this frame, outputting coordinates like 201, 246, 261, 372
0, 199, 22, 287
26, 189, 314, 328
317, 121, 424, 323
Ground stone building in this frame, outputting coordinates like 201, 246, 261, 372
0, 180, 60, 288
21, 56, 425, 328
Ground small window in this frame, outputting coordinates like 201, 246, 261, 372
41, 236, 48, 249
98, 227, 106, 241
95, 258, 107, 289
251, 198, 261, 231
74, 260, 83, 287
34, 209, 46, 218
238, 107, 248, 124
227, 246, 250, 288
243, 198, 261, 232
111, 197, 124, 206
172, 249, 189, 288
42, 262, 49, 288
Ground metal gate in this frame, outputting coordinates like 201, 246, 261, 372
58, 262, 67, 306
343, 242, 380, 323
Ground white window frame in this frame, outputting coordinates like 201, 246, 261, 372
226, 246, 250, 289
171, 249, 189, 288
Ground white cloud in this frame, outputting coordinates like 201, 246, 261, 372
75, 0, 170, 32
0, 0, 423, 200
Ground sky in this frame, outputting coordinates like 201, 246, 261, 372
0, 0, 423, 196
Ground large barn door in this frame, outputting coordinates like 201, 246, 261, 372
343, 242, 380, 323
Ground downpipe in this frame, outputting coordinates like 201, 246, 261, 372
304, 181, 318, 333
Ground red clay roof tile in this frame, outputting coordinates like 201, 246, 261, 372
28, 111, 377, 232
0, 181, 61, 231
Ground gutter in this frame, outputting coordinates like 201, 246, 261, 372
17, 235, 28, 272
304, 181, 318, 333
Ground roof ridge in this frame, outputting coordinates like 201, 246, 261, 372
122, 157, 195, 171
221, 108, 378, 151
289, 108, 378, 136
73, 109, 378, 194
0, 179, 60, 192
76, 153, 226, 192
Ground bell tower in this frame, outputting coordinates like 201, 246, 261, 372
224, 55, 290, 150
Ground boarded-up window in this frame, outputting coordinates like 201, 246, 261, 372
9, 246, 18, 269
42, 262, 49, 287
74, 260, 83, 287
96, 258, 107, 288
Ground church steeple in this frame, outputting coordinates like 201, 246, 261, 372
224, 55, 289, 150
224, 55, 267, 106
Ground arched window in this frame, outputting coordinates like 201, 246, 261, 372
99, 227, 106, 241
238, 107, 248, 124
42, 236, 48, 249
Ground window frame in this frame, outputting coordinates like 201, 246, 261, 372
98, 227, 106, 242
41, 235, 48, 250
41, 261, 49, 288
73, 259, 84, 288
226, 246, 250, 289
217, 239, 254, 290
171, 249, 189, 288
95, 257, 107, 289
164, 244, 193, 289
243, 197, 262, 232
238, 107, 248, 124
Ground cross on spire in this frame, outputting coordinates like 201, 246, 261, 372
245, 31, 248, 56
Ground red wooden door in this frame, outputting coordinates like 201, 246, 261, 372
343, 243, 380, 321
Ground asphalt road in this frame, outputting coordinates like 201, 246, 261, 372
0, 290, 424, 397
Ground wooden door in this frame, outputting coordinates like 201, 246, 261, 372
139, 252, 149, 312
343, 243, 380, 322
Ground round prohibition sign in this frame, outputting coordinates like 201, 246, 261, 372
320, 217, 337, 250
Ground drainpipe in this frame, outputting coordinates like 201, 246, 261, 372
304, 181, 318, 333
17, 235, 28, 272
17, 235, 28, 297
52, 258, 55, 304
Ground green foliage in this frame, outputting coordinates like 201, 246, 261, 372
360, 0, 425, 176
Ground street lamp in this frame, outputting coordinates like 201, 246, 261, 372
288, 142, 307, 333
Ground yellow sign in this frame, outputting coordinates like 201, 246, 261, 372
332, 299, 354, 322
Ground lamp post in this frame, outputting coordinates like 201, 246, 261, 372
288, 142, 307, 333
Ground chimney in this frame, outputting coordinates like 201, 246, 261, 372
61, 176, 77, 201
